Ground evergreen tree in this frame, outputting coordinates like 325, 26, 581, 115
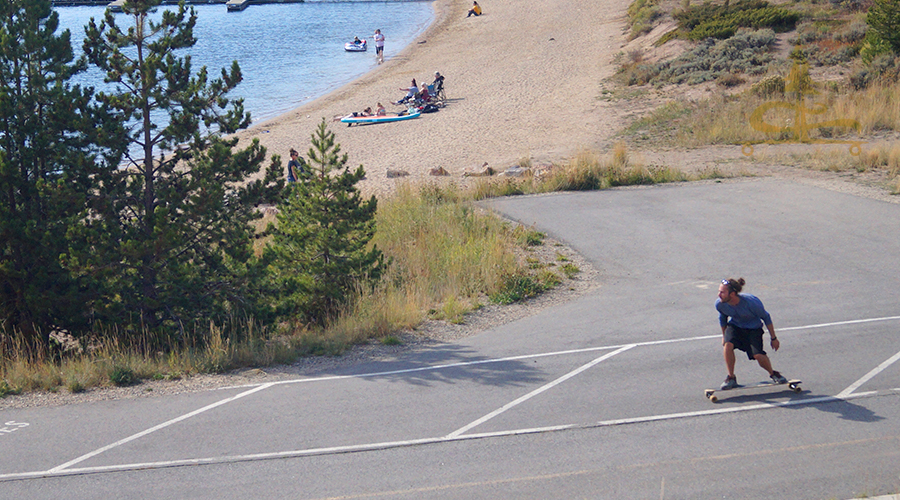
82, 0, 282, 337
266, 120, 384, 326
867, 0, 900, 54
0, 0, 118, 353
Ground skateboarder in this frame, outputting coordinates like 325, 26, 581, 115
716, 278, 787, 390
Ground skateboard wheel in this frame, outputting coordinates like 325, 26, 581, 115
790, 384, 801, 393
709, 395, 718, 403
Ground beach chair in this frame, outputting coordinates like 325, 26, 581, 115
427, 78, 447, 106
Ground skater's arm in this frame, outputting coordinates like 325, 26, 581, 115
766, 322, 779, 351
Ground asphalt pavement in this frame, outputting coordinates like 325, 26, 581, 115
1, 178, 898, 499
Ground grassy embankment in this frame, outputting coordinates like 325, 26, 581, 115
1, 144, 706, 397
617, 0, 900, 193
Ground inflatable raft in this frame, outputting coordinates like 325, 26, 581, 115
344, 40, 367, 52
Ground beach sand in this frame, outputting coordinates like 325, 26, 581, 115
235, 0, 630, 197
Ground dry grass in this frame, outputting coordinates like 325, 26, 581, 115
1, 141, 696, 397
626, 81, 900, 149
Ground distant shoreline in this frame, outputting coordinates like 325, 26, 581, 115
233, 0, 627, 198
51, 0, 428, 6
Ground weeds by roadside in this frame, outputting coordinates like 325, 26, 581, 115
1, 140, 698, 397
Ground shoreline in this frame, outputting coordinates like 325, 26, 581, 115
235, 0, 631, 198
244, 0, 447, 134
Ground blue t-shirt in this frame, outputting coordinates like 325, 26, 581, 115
716, 293, 772, 329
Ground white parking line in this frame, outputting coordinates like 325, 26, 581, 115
445, 345, 636, 438
49, 383, 274, 473
212, 314, 900, 392
2, 390, 894, 482
837, 348, 900, 398
27, 314, 900, 480
780, 316, 900, 332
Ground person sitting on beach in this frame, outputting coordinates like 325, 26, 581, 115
415, 83, 430, 103
432, 71, 444, 88
375, 103, 386, 116
348, 107, 372, 118
467, 1, 482, 17
394, 78, 418, 104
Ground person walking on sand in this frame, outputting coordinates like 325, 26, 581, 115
373, 29, 385, 64
467, 1, 482, 17
716, 278, 788, 390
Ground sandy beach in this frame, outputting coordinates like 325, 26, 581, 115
235, 0, 631, 197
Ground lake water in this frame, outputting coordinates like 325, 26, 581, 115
55, 2, 434, 125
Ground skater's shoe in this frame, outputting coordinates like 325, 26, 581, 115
720, 375, 738, 390
770, 371, 788, 384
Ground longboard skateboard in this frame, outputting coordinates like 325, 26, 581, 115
704, 379, 802, 403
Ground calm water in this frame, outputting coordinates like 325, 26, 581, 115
55, 2, 434, 125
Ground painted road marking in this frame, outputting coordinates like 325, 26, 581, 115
445, 345, 636, 438
212, 314, 900, 392
1, 389, 896, 482
48, 383, 274, 473
5, 315, 896, 481
0, 421, 29, 436
838, 348, 900, 398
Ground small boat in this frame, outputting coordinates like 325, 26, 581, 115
344, 40, 367, 52
340, 110, 421, 126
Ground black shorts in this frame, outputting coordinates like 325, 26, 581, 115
376, 46, 384, 54
724, 325, 766, 360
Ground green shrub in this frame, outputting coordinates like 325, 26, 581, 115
672, 0, 798, 41
861, 29, 895, 64
517, 228, 546, 246
653, 29, 777, 85
489, 274, 547, 305
867, 0, 900, 54
561, 263, 581, 278
380, 335, 402, 346
109, 366, 138, 387
0, 379, 21, 398
628, 0, 663, 37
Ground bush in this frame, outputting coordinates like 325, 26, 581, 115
489, 274, 547, 305
0, 379, 22, 398
717, 72, 746, 87
109, 366, 138, 387
628, 0, 663, 37
654, 29, 777, 85
673, 0, 799, 41
861, 29, 895, 64
518, 228, 546, 246
752, 74, 786, 96
867, 0, 900, 54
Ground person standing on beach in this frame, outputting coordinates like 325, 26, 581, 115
286, 148, 304, 183
716, 277, 788, 390
373, 29, 385, 64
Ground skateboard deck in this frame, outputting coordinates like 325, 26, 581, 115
704, 379, 802, 403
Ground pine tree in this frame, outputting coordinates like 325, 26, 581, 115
265, 120, 384, 326
867, 0, 900, 54
0, 0, 117, 353
82, 0, 282, 338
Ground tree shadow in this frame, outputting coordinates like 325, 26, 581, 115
317, 342, 548, 389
